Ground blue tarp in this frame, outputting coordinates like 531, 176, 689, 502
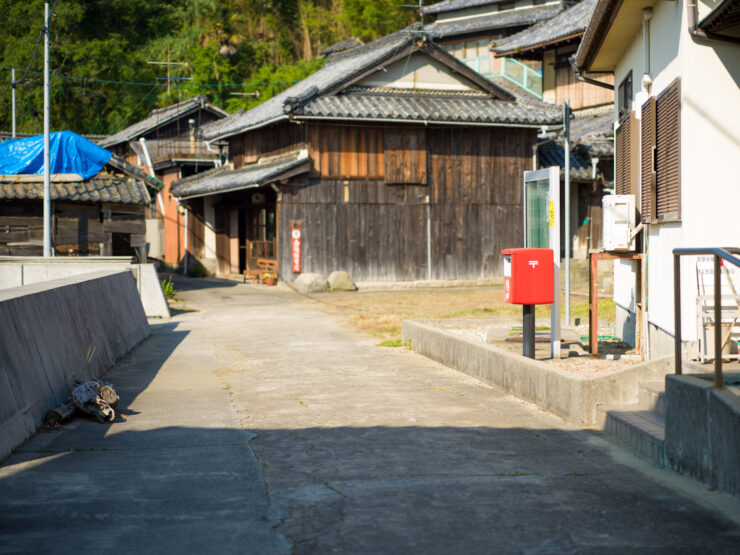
0, 131, 112, 180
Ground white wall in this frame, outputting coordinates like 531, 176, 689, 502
359, 53, 477, 91
612, 0, 740, 356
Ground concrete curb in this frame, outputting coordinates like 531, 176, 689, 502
0, 271, 150, 461
402, 319, 673, 427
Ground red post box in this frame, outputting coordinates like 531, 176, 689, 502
502, 248, 554, 305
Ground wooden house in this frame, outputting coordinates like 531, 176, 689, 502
171, 31, 560, 281
492, 0, 615, 257
0, 153, 160, 257
100, 95, 229, 270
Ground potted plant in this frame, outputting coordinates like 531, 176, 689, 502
263, 273, 277, 286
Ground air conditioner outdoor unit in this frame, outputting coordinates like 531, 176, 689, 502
602, 194, 635, 251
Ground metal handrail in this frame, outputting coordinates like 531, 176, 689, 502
673, 247, 740, 387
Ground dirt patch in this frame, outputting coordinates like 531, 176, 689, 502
304, 285, 616, 343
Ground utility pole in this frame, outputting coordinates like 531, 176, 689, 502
43, 2, 51, 257
563, 100, 571, 324
11, 68, 16, 138
147, 46, 187, 97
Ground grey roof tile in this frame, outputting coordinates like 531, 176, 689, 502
170, 154, 309, 199
492, 0, 597, 55
0, 175, 151, 205
202, 33, 413, 141
203, 32, 561, 140
100, 95, 228, 148
422, 0, 502, 15
295, 86, 560, 125
425, 4, 564, 37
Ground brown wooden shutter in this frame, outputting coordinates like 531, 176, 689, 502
641, 97, 657, 222
655, 79, 681, 221
615, 115, 630, 196
384, 127, 427, 184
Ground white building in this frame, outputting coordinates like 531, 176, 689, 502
574, 0, 740, 358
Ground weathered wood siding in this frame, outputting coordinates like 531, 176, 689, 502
230, 121, 305, 169
0, 200, 146, 256
277, 124, 533, 281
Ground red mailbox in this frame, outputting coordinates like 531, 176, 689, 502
502, 248, 554, 305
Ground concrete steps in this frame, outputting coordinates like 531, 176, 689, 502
597, 382, 666, 467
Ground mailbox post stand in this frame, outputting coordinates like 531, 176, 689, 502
523, 304, 535, 358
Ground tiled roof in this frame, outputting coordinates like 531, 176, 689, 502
422, 0, 502, 15
295, 86, 561, 126
569, 108, 613, 141
0, 131, 109, 144
426, 4, 563, 37
538, 141, 594, 180
170, 153, 309, 199
100, 95, 229, 148
492, 0, 596, 55
203, 32, 562, 141
0, 175, 151, 205
202, 33, 414, 141
319, 38, 364, 57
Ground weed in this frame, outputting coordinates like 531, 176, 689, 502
188, 265, 207, 278
160, 276, 176, 299
378, 339, 403, 347
494, 471, 531, 477
68, 444, 81, 452
314, 474, 342, 495
406, 339, 411, 350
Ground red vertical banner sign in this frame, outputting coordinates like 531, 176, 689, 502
291, 221, 302, 273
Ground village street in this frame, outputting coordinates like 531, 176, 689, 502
2, 278, 740, 553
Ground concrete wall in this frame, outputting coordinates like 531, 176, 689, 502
612, 0, 740, 359
665, 374, 740, 497
0, 257, 170, 318
0, 271, 150, 461
403, 319, 673, 426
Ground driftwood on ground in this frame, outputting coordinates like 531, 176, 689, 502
71, 379, 119, 423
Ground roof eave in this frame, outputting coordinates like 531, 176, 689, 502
293, 114, 560, 129
174, 161, 309, 200
575, 0, 660, 74
493, 32, 584, 58
203, 115, 291, 143
101, 102, 228, 148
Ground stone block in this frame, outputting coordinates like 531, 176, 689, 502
328, 271, 356, 292
294, 273, 330, 293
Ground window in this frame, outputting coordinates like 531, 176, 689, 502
641, 78, 681, 223
615, 110, 639, 197
618, 71, 632, 117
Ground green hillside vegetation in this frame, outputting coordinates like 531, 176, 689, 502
0, 0, 417, 136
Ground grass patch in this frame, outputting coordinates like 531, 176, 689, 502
310, 277, 616, 343
378, 339, 404, 347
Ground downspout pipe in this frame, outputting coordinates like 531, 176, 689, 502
688, 0, 740, 44
569, 56, 614, 90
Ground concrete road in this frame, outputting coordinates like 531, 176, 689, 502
1, 278, 740, 554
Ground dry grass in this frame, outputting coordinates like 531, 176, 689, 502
311, 285, 615, 342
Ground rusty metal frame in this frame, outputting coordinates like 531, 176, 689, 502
589, 252, 644, 358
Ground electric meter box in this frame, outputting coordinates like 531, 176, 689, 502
602, 194, 636, 251
501, 248, 554, 305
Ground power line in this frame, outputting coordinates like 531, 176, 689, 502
1, 64, 301, 88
